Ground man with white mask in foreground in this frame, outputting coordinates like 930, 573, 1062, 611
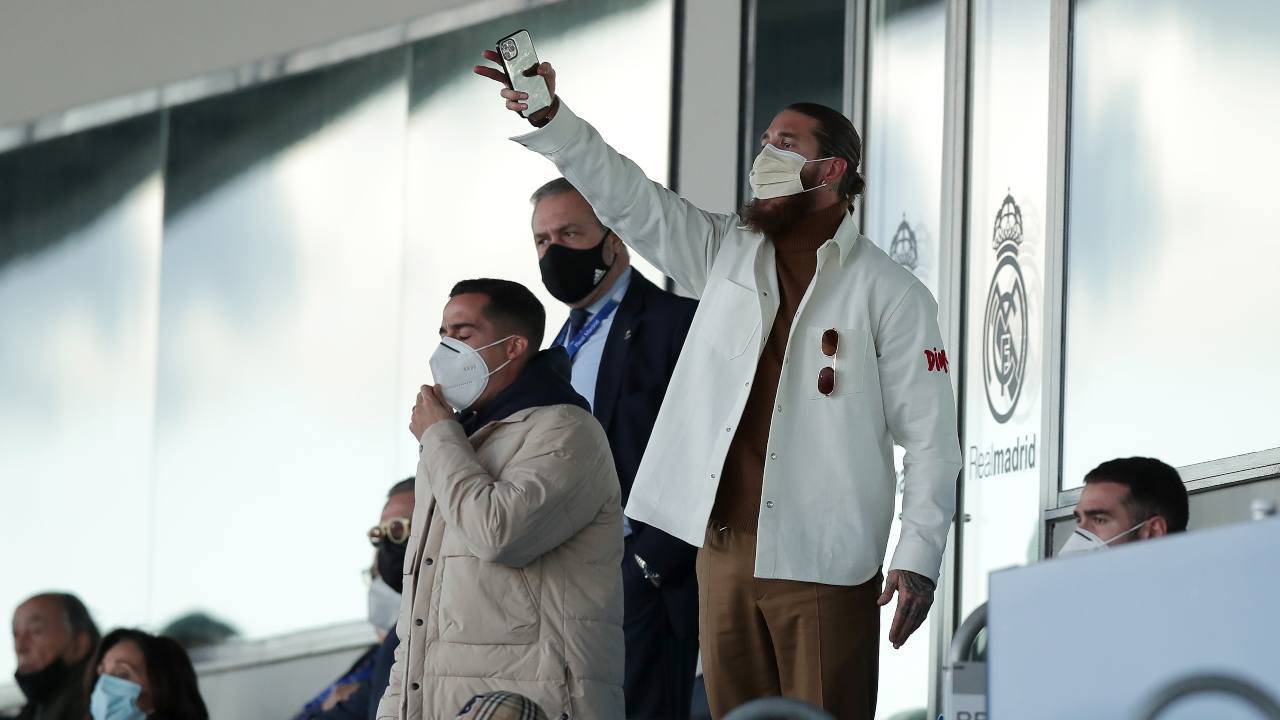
1060, 457, 1189, 556
377, 278, 624, 720
476, 55, 962, 720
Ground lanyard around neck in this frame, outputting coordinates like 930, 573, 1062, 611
558, 299, 620, 360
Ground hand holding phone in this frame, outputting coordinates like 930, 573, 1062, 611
474, 30, 558, 125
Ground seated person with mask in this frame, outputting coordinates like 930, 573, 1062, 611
1060, 456, 1190, 556
377, 278, 624, 720
295, 478, 415, 720
87, 628, 208, 720
964, 456, 1189, 666
11, 591, 99, 720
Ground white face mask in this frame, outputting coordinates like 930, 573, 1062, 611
429, 335, 516, 411
748, 143, 835, 200
366, 576, 401, 633
1058, 519, 1148, 557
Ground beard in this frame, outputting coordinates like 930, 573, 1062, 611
740, 189, 819, 237
740, 164, 827, 236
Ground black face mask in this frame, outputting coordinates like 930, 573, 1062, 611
539, 229, 613, 304
14, 658, 70, 703
376, 539, 407, 594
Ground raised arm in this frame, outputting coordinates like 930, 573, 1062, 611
475, 54, 739, 297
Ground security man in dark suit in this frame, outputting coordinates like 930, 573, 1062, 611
530, 177, 700, 720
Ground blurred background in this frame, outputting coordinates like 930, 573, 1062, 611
1, 0, 1277, 717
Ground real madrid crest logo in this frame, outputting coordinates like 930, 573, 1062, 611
889, 215, 919, 271
982, 193, 1029, 423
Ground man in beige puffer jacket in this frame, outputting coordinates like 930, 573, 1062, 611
377, 278, 624, 720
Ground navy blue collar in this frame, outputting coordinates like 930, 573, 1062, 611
457, 347, 589, 435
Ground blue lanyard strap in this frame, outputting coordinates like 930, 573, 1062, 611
558, 299, 620, 359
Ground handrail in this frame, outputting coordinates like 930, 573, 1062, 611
1135, 672, 1280, 719
948, 602, 988, 665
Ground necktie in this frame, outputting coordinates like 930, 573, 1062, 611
566, 308, 591, 341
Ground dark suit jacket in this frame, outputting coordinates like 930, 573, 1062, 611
574, 270, 700, 638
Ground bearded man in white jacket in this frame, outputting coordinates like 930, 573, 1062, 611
477, 55, 962, 720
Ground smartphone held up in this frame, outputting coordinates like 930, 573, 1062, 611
496, 29, 553, 118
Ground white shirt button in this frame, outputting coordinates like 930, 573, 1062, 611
770, 453, 778, 460
766, 501, 775, 509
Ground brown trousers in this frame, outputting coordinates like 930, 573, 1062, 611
696, 526, 881, 720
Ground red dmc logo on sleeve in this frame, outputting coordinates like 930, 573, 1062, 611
925, 348, 949, 373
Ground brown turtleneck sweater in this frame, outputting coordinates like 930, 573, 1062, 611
711, 202, 848, 533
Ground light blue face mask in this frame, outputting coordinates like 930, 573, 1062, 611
91, 674, 147, 720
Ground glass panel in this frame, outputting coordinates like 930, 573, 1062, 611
1047, 515, 1074, 559
866, 0, 946, 297
1061, 0, 1280, 489
865, 0, 947, 714
152, 50, 410, 640
745, 0, 848, 199
0, 115, 165, 679
958, 0, 1051, 617
402, 0, 672, 439
1184, 476, 1280, 531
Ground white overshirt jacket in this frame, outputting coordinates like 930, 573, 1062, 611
513, 103, 962, 585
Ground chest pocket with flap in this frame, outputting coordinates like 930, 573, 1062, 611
696, 276, 761, 359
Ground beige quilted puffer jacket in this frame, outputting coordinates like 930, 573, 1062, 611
375, 404, 624, 720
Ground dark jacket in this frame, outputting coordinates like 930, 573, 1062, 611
13, 662, 89, 720
302, 629, 399, 720
458, 347, 590, 436
293, 644, 378, 720
578, 271, 700, 638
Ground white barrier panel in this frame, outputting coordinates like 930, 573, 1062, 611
989, 517, 1280, 719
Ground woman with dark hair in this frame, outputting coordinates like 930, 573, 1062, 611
87, 628, 209, 720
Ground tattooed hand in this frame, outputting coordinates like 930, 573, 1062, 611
876, 569, 936, 649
